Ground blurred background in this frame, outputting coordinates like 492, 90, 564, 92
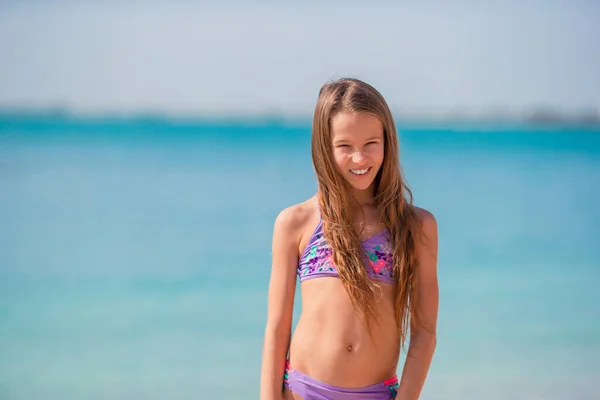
1, 1, 599, 399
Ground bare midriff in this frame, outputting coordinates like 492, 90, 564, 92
288, 277, 400, 388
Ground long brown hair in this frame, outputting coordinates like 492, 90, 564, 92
311, 78, 423, 350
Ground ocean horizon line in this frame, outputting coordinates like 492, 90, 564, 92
1, 105, 600, 129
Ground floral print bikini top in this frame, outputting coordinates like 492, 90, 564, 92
297, 216, 396, 284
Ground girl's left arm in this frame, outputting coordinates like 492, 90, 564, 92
396, 209, 439, 400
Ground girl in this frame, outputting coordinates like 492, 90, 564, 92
260, 78, 438, 400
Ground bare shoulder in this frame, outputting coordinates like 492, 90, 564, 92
412, 206, 438, 258
413, 206, 437, 236
273, 196, 319, 244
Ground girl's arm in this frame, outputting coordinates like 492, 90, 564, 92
396, 209, 439, 400
260, 208, 301, 400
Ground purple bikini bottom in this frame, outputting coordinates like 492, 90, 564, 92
284, 361, 399, 400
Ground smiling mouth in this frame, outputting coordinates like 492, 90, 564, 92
350, 167, 371, 175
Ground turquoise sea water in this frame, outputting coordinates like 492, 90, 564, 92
1, 115, 599, 399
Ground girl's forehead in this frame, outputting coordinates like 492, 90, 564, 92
331, 112, 383, 140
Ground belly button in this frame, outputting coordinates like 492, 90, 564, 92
346, 345, 353, 352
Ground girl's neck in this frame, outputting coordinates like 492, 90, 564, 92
348, 185, 376, 210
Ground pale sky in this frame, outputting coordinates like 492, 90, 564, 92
1, 0, 599, 116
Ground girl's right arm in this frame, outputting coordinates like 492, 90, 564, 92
260, 208, 301, 400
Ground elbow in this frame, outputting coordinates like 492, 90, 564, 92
411, 329, 437, 350
263, 319, 291, 341
262, 323, 291, 355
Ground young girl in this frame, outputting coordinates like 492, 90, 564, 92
260, 78, 439, 400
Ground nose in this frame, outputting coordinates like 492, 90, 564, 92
352, 151, 366, 165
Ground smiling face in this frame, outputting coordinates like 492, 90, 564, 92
331, 111, 385, 193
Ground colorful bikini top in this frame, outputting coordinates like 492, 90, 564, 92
297, 217, 396, 284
